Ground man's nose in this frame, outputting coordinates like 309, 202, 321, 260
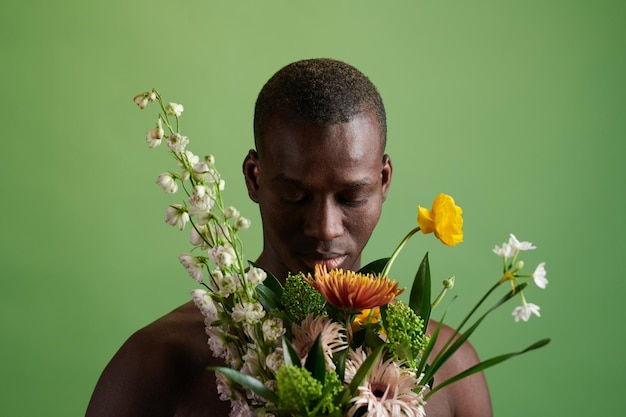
303, 198, 344, 241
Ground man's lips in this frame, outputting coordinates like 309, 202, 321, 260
300, 254, 348, 271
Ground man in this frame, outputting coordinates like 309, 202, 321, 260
86, 58, 492, 416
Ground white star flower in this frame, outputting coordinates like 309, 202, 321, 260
493, 242, 515, 258
533, 262, 548, 288
512, 303, 541, 322
508, 234, 536, 251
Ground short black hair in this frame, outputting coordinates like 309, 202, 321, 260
253, 58, 387, 154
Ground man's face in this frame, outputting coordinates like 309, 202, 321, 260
244, 110, 392, 280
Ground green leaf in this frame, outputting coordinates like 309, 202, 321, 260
208, 366, 279, 403
424, 283, 528, 382
282, 336, 301, 367
364, 327, 385, 350
409, 252, 431, 325
427, 338, 551, 398
335, 348, 348, 382
249, 261, 284, 298
255, 283, 281, 311
304, 334, 326, 384
358, 258, 390, 275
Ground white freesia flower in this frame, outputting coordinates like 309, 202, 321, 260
245, 267, 267, 286
179, 253, 205, 283
508, 233, 536, 251
232, 302, 265, 324
229, 400, 254, 417
165, 102, 184, 117
190, 224, 209, 248
215, 372, 234, 402
164, 204, 189, 230
265, 348, 284, 373
178, 150, 200, 169
241, 348, 263, 377
214, 271, 239, 297
533, 262, 548, 288
189, 185, 216, 217
208, 245, 237, 269
166, 133, 189, 152
193, 161, 217, 183
156, 172, 178, 194
190, 289, 217, 321
206, 326, 233, 362
512, 302, 541, 322
262, 318, 285, 341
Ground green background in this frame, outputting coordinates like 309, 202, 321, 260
1, 1, 624, 415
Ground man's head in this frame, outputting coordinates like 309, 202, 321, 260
244, 58, 392, 280
253, 58, 387, 157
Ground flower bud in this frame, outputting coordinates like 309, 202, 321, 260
512, 260, 525, 274
145, 117, 165, 148
204, 154, 215, 165
223, 206, 239, 219
156, 172, 178, 194
443, 276, 455, 289
133, 92, 149, 109
235, 217, 251, 231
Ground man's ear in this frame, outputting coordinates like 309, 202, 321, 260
381, 154, 393, 201
242, 149, 261, 203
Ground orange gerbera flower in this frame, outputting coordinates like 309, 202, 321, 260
417, 193, 464, 246
305, 265, 405, 311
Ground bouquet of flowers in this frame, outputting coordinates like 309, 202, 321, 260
134, 90, 550, 417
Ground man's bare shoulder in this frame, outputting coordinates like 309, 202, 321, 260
86, 301, 228, 417
424, 320, 493, 417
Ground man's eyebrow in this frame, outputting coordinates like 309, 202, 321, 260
274, 174, 373, 189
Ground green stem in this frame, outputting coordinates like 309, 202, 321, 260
381, 226, 421, 277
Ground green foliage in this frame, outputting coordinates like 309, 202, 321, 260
276, 365, 323, 413
384, 301, 427, 367
282, 273, 326, 323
